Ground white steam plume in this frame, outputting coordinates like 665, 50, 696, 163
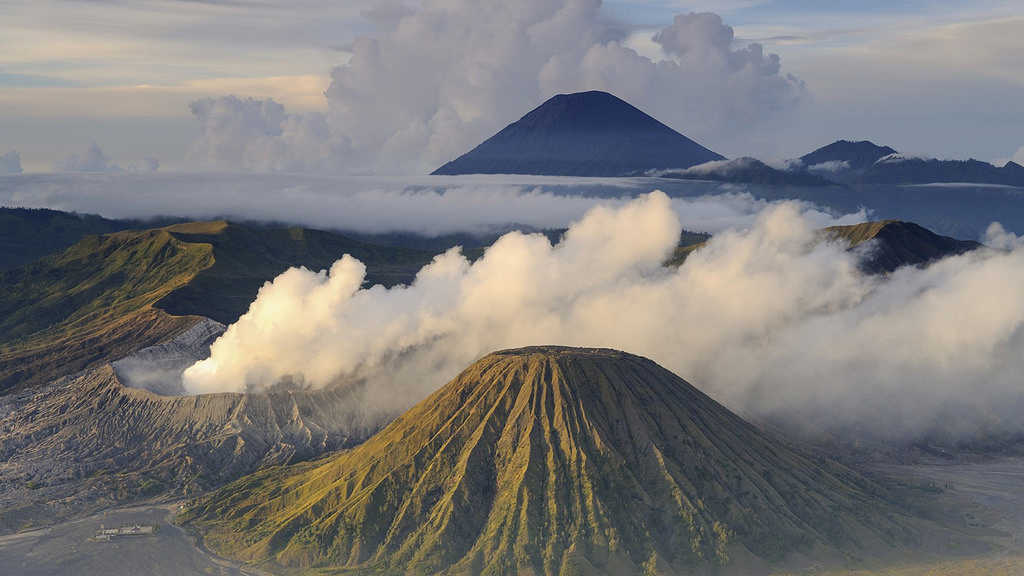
183, 192, 1024, 442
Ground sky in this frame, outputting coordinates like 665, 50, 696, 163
1, 0, 1023, 172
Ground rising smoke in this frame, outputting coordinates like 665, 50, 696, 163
182, 192, 1024, 442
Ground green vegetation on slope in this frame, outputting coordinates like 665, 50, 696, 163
0, 227, 214, 390
666, 220, 978, 271
183, 347, 920, 576
155, 221, 433, 324
0, 207, 182, 270
824, 221, 980, 273
0, 220, 435, 391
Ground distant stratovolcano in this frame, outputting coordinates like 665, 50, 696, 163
433, 91, 724, 176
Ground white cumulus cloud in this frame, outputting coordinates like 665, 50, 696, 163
187, 3, 804, 173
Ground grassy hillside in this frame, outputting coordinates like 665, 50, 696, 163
0, 207, 184, 270
0, 221, 434, 391
667, 220, 977, 271
0, 228, 213, 391
155, 221, 432, 324
824, 220, 980, 273
183, 347, 924, 575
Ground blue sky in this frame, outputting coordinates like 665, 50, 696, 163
1, 0, 1023, 172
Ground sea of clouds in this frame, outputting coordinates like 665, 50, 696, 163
0, 172, 859, 235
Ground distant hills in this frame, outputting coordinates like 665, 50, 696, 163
0, 208, 143, 270
432, 91, 724, 176
431, 91, 1024, 189
824, 220, 980, 273
668, 219, 979, 272
182, 347, 919, 574
800, 140, 897, 171
795, 139, 1024, 187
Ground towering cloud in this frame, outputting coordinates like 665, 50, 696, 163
188, 96, 332, 172
183, 192, 1024, 442
0, 151, 21, 175
188, 3, 803, 173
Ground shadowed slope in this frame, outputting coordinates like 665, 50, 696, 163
825, 220, 980, 273
433, 91, 723, 176
155, 221, 433, 324
0, 228, 213, 390
667, 220, 979, 272
184, 347, 918, 575
0, 207, 137, 271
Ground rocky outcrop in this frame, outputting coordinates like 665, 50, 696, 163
112, 317, 226, 395
0, 365, 374, 533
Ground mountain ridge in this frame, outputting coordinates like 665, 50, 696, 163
0, 220, 434, 391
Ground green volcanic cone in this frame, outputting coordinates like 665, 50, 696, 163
183, 347, 918, 575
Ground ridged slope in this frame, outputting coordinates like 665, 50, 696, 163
0, 365, 370, 532
184, 347, 915, 575
432, 91, 723, 176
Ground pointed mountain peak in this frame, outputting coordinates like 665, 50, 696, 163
432, 91, 723, 176
800, 139, 898, 170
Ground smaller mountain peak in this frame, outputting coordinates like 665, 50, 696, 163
801, 139, 898, 170
826, 220, 980, 273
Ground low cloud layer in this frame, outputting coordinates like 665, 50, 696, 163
188, 4, 803, 173
182, 192, 1024, 443
0, 173, 858, 236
